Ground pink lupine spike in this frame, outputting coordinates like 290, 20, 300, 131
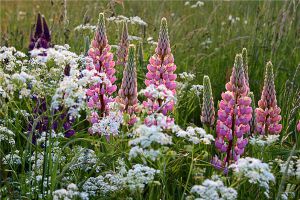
93, 13, 108, 50
297, 120, 300, 132
156, 17, 171, 59
86, 12, 117, 125
143, 18, 176, 127
117, 45, 138, 125
201, 75, 215, 127
117, 22, 129, 66
255, 61, 282, 135
214, 54, 252, 170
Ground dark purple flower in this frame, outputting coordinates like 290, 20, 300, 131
29, 13, 51, 51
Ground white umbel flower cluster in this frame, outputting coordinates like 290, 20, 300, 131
82, 159, 158, 197
275, 156, 300, 179
175, 126, 214, 145
0, 125, 15, 145
129, 124, 172, 161
249, 135, 280, 147
229, 157, 275, 198
53, 183, 88, 200
190, 175, 237, 200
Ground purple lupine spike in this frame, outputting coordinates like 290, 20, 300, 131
116, 22, 129, 66
255, 61, 282, 135
29, 13, 51, 50
143, 18, 176, 127
42, 16, 51, 41
86, 12, 117, 129
155, 18, 171, 58
213, 54, 252, 171
201, 75, 215, 127
116, 45, 138, 125
35, 13, 43, 39
92, 13, 108, 50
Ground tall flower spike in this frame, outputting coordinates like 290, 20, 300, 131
92, 13, 108, 50
201, 76, 215, 127
248, 92, 256, 134
117, 22, 129, 66
145, 17, 176, 94
86, 12, 117, 127
255, 62, 282, 135
297, 120, 300, 133
117, 45, 138, 125
29, 13, 51, 50
143, 17, 176, 127
242, 48, 249, 89
156, 17, 171, 58
137, 41, 144, 67
214, 54, 252, 171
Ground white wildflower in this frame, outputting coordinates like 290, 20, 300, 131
191, 175, 237, 200
230, 157, 275, 198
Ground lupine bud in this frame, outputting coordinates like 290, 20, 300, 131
137, 41, 144, 67
248, 92, 256, 134
93, 13, 108, 50
297, 120, 300, 132
255, 61, 282, 135
156, 18, 171, 58
117, 45, 138, 125
29, 13, 51, 50
201, 75, 215, 127
86, 13, 117, 123
84, 36, 90, 56
214, 54, 252, 170
143, 18, 176, 127
242, 48, 249, 89
117, 22, 129, 66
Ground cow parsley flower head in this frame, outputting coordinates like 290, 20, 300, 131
191, 175, 237, 200
230, 157, 275, 198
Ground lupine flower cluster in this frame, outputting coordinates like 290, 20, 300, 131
116, 22, 129, 66
116, 45, 139, 125
255, 62, 282, 135
213, 54, 252, 170
29, 13, 51, 51
143, 18, 176, 126
85, 13, 117, 130
297, 120, 300, 132
201, 75, 215, 127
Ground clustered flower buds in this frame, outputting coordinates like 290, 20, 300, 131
242, 48, 249, 89
201, 75, 215, 127
29, 13, 51, 50
213, 54, 252, 170
116, 45, 139, 125
143, 18, 177, 127
255, 62, 282, 135
116, 22, 129, 66
86, 13, 117, 127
